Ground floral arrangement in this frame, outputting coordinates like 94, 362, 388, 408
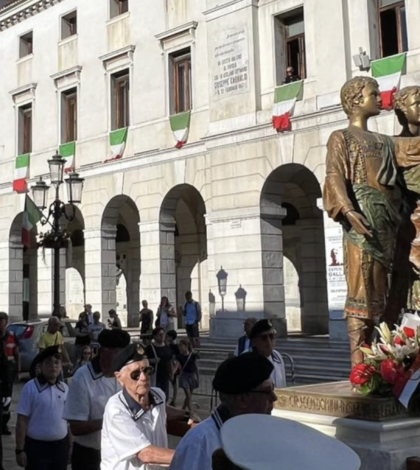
349, 314, 420, 407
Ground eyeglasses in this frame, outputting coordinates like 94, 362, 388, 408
249, 387, 276, 397
130, 367, 154, 381
257, 333, 276, 341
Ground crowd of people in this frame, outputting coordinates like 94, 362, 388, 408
0, 291, 358, 470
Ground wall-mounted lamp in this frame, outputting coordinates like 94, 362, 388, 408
352, 47, 371, 72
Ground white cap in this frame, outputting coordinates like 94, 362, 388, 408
220, 415, 361, 470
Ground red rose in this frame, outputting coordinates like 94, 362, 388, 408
403, 327, 415, 338
395, 336, 406, 346
380, 359, 404, 384
350, 364, 376, 386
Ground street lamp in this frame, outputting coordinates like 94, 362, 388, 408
216, 266, 228, 313
32, 151, 85, 317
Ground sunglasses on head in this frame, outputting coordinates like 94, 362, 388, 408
130, 366, 154, 381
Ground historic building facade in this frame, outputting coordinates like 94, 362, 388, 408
0, 0, 419, 337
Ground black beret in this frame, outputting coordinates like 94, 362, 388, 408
213, 353, 274, 394
98, 329, 130, 348
249, 319, 276, 340
113, 343, 148, 372
29, 346, 63, 378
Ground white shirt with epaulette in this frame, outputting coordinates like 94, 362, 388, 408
101, 387, 167, 470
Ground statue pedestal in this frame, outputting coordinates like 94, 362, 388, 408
273, 381, 420, 470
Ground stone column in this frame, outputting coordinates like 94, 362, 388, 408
84, 228, 117, 315
207, 207, 287, 339
406, 0, 420, 52
37, 248, 66, 316
0, 238, 24, 322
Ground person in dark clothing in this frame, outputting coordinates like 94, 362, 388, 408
166, 330, 180, 406
74, 312, 91, 360
146, 327, 173, 399
0, 330, 8, 470
177, 339, 199, 413
283, 66, 301, 84
139, 300, 153, 344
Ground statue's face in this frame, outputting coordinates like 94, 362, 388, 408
404, 92, 420, 126
358, 82, 382, 117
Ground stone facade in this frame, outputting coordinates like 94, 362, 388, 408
0, 0, 419, 337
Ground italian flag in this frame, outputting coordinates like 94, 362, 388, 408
272, 81, 304, 132
13, 154, 30, 193
59, 142, 76, 173
106, 127, 128, 162
170, 111, 191, 149
22, 194, 42, 248
371, 53, 406, 111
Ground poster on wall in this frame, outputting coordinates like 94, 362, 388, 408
211, 27, 249, 101
325, 226, 347, 317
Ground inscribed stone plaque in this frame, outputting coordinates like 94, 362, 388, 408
212, 28, 249, 101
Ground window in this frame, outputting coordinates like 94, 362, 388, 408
19, 31, 33, 58
111, 70, 130, 130
110, 0, 128, 19
61, 11, 77, 40
170, 49, 192, 114
378, 0, 407, 57
18, 104, 32, 154
61, 88, 77, 143
275, 8, 306, 85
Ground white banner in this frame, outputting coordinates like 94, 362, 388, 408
325, 226, 347, 316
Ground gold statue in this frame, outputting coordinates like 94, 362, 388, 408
323, 77, 416, 366
393, 86, 420, 310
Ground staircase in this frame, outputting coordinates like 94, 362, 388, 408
195, 335, 351, 393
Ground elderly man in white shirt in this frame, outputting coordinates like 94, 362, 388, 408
101, 344, 175, 470
246, 319, 287, 389
169, 353, 277, 470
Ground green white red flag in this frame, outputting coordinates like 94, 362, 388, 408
371, 53, 406, 110
13, 154, 30, 193
59, 142, 76, 173
106, 127, 128, 162
22, 194, 42, 248
272, 81, 303, 132
170, 111, 191, 148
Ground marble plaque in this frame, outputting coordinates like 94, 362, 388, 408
212, 27, 249, 101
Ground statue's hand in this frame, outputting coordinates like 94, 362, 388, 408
346, 211, 373, 237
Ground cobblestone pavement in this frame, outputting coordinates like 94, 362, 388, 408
3, 378, 211, 470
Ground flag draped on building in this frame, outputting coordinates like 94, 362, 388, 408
272, 80, 304, 132
13, 153, 30, 193
371, 53, 406, 110
59, 142, 76, 173
169, 111, 191, 149
106, 127, 128, 162
22, 194, 42, 248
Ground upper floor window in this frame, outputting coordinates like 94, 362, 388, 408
61, 88, 77, 143
18, 104, 32, 154
110, 0, 128, 19
275, 8, 306, 86
61, 11, 77, 40
379, 0, 407, 57
111, 70, 130, 130
170, 49, 192, 114
19, 31, 33, 58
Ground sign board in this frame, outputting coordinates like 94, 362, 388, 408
325, 226, 347, 317
212, 28, 249, 101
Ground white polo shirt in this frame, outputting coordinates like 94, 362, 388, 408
244, 348, 287, 389
63, 358, 121, 450
101, 388, 168, 470
17, 377, 69, 441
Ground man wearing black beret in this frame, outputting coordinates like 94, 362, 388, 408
15, 346, 69, 469
247, 319, 287, 389
101, 343, 175, 469
170, 353, 277, 470
63, 329, 130, 470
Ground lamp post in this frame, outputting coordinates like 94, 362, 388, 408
32, 152, 84, 317
216, 266, 228, 313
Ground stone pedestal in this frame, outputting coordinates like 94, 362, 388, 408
273, 382, 420, 470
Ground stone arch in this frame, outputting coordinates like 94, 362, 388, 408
9, 213, 38, 321
101, 195, 140, 326
159, 184, 208, 327
260, 163, 328, 335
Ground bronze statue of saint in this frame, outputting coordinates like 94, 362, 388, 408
323, 77, 420, 366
